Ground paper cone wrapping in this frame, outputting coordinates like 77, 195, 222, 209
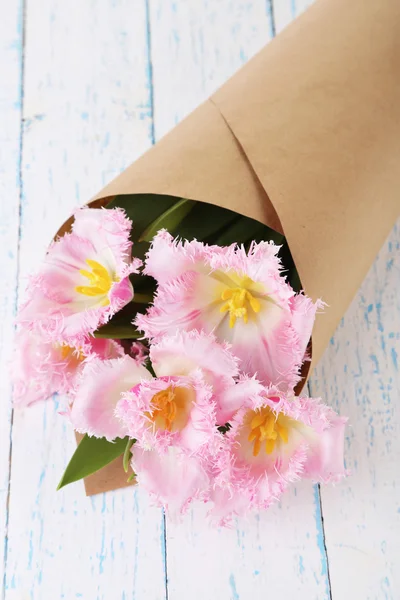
66, 0, 400, 494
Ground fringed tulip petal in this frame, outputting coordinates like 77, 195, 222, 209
132, 446, 210, 514
12, 329, 123, 407
18, 208, 141, 346
143, 229, 206, 284
289, 294, 325, 363
216, 376, 265, 425
149, 330, 238, 393
211, 389, 347, 524
118, 369, 218, 455
137, 232, 321, 389
70, 355, 151, 441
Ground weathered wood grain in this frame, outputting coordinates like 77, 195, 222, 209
4, 1, 166, 598
309, 221, 400, 600
150, 0, 274, 140
2, 0, 399, 598
0, 0, 24, 591
149, 2, 332, 598
164, 485, 331, 600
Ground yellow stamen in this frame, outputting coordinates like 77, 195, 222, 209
265, 439, 276, 455
75, 259, 115, 301
56, 344, 85, 366
253, 436, 261, 457
148, 386, 181, 432
275, 422, 289, 444
247, 406, 290, 457
219, 282, 261, 329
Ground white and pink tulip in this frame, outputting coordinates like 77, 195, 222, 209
211, 388, 347, 524
12, 329, 123, 407
136, 230, 323, 390
18, 207, 140, 346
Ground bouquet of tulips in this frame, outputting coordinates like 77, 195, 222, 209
13, 195, 347, 524
12, 0, 400, 525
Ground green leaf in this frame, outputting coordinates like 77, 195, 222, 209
106, 193, 301, 291
107, 194, 178, 242
278, 242, 303, 293
57, 435, 128, 490
145, 359, 156, 378
107, 194, 196, 289
107, 193, 238, 245
177, 202, 238, 242
216, 217, 284, 247
93, 324, 142, 339
123, 438, 136, 473
287, 267, 302, 293
215, 217, 264, 246
139, 198, 196, 242
132, 292, 154, 304
92, 292, 153, 339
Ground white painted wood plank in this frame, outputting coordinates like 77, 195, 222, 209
166, 484, 330, 600
5, 402, 167, 600
149, 2, 331, 598
3, 1, 397, 599
309, 221, 400, 600
150, 0, 274, 140
0, 0, 23, 588
272, 0, 313, 34
4, 1, 166, 598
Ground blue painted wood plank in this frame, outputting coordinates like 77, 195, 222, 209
0, 0, 25, 592
4, 1, 166, 598
2, 1, 397, 598
309, 221, 400, 599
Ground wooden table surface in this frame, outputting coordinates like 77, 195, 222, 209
1, 1, 399, 598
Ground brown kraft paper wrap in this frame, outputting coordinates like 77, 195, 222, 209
68, 0, 400, 495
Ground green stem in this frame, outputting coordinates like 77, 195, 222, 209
123, 438, 136, 473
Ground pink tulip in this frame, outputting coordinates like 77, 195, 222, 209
136, 230, 323, 390
70, 355, 151, 441
116, 330, 240, 511
18, 207, 140, 346
12, 329, 123, 407
212, 388, 347, 524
